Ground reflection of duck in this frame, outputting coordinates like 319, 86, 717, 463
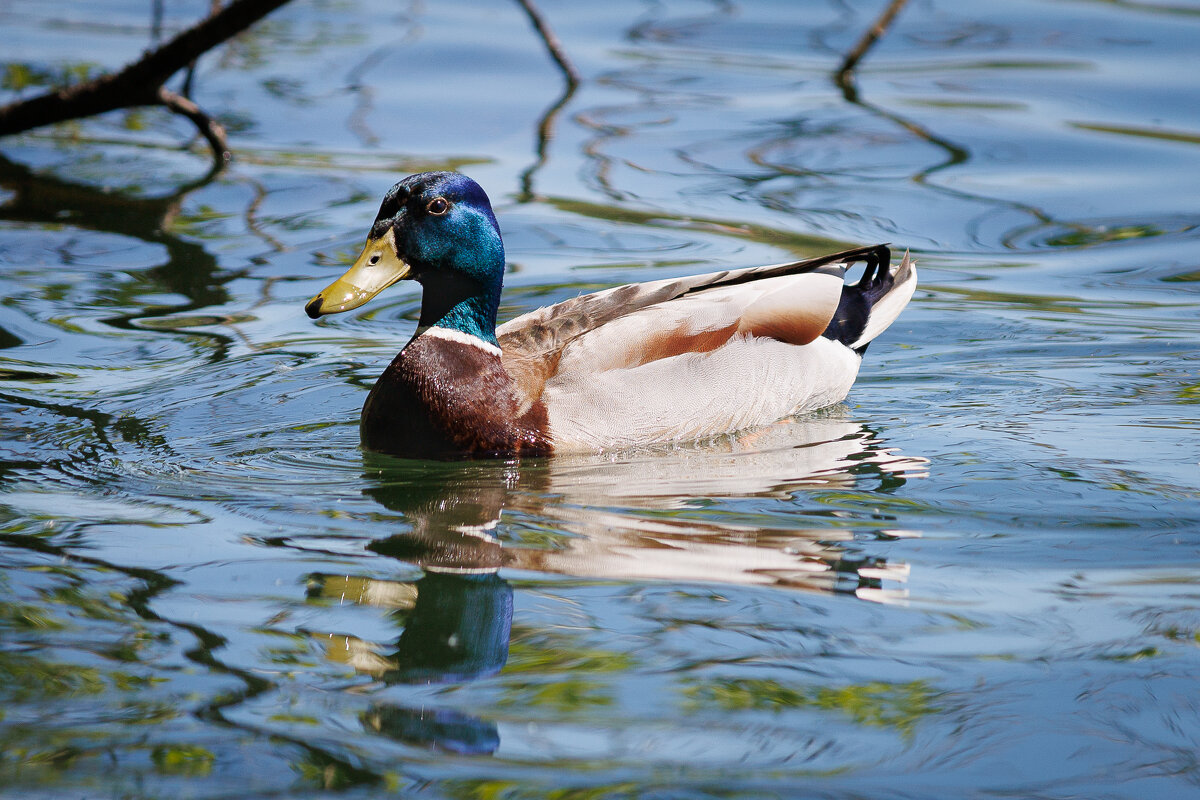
310, 542, 512, 755
305, 171, 916, 458
365, 414, 921, 596
307, 420, 922, 754
311, 416, 921, 652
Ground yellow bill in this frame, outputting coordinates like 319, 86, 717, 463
305, 229, 410, 318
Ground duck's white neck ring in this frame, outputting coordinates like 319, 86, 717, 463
415, 325, 503, 357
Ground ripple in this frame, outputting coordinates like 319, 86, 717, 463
1002, 214, 1200, 251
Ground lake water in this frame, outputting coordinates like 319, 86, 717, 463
1, 0, 1199, 796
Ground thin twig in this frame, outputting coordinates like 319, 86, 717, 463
185, 0, 227, 98
158, 86, 230, 165
836, 0, 909, 100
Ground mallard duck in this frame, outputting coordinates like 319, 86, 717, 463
305, 172, 916, 459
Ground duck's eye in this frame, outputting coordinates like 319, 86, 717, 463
427, 197, 450, 216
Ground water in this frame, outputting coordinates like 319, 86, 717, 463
1, 0, 1198, 796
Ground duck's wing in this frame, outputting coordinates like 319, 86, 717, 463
498, 244, 888, 407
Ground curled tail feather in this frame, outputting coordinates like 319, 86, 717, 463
821, 246, 916, 354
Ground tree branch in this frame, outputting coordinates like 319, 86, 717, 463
157, 86, 230, 163
0, 0, 293, 160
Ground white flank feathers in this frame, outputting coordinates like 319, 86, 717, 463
497, 247, 915, 453
545, 335, 861, 452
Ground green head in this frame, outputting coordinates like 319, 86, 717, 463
306, 172, 506, 345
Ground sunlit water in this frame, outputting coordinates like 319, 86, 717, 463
1, 0, 1199, 796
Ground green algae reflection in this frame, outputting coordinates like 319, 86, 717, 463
681, 677, 943, 737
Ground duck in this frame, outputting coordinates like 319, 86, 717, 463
305, 171, 916, 459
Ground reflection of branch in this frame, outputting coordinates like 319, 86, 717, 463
838, 87, 1060, 235
0, 531, 381, 791
0, 151, 240, 348
344, 42, 396, 148
517, 78, 578, 202
0, 0, 293, 164
513, 0, 581, 201
243, 178, 288, 252
836, 0, 909, 101
152, 0, 165, 44
829, 0, 1063, 234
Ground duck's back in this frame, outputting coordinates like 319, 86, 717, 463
497, 245, 915, 453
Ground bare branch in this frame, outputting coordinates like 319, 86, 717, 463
0, 0, 293, 160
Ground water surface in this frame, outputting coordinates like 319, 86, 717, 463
1, 0, 1199, 797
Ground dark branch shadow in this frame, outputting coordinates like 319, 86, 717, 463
836, 0, 911, 100
513, 0, 581, 202
832, 0, 1060, 232
0, 530, 383, 790
0, 152, 242, 354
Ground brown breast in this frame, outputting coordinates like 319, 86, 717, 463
360, 332, 551, 459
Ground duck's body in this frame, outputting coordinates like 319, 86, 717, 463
306, 172, 916, 459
